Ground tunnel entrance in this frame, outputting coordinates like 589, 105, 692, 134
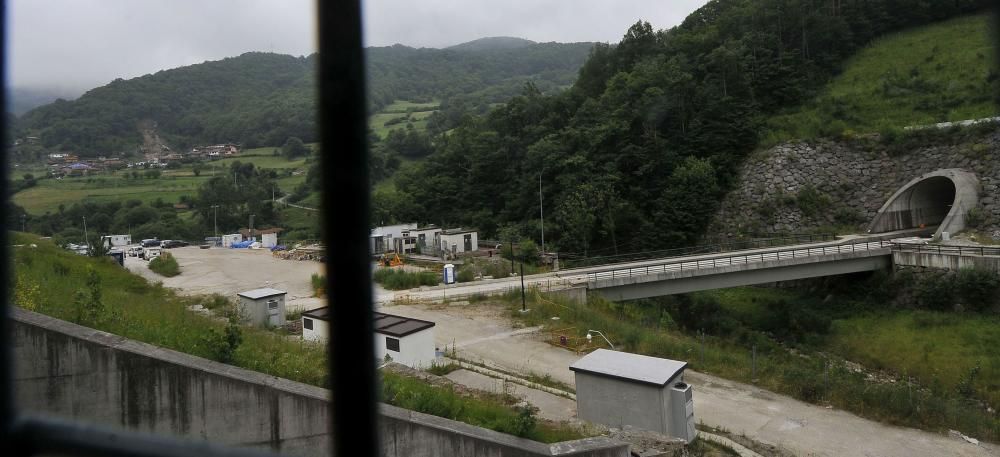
868, 169, 980, 238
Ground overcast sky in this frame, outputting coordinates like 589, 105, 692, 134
10, 0, 707, 92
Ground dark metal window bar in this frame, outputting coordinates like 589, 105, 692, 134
2, 1, 378, 456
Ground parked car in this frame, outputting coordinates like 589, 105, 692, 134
142, 247, 162, 261
161, 240, 188, 248
141, 238, 160, 248
127, 246, 142, 257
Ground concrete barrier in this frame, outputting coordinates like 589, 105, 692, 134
11, 308, 628, 457
893, 250, 1000, 273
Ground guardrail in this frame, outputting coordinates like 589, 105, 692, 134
585, 240, 895, 282
561, 233, 837, 269
892, 243, 1000, 257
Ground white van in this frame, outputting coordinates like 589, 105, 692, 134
143, 247, 162, 261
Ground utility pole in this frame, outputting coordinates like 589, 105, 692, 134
211, 205, 220, 239
82, 216, 88, 246
21, 214, 25, 233
539, 173, 545, 254
249, 214, 255, 241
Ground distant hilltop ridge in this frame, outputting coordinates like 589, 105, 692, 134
445, 36, 537, 51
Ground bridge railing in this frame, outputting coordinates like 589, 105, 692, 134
559, 233, 837, 269
585, 240, 895, 282
891, 242, 1000, 257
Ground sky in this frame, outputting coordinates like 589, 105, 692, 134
9, 0, 707, 92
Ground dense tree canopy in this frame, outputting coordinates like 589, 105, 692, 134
386, 0, 992, 256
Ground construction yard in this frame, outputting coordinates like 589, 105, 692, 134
125, 246, 329, 312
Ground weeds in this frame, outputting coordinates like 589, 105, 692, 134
373, 268, 439, 290
148, 252, 180, 277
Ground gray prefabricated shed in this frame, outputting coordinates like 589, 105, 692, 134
570, 349, 697, 442
236, 288, 287, 327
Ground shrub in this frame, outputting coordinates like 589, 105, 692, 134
795, 185, 831, 219
148, 252, 180, 277
954, 268, 999, 312
311, 273, 326, 297
456, 268, 475, 283
426, 362, 461, 376
373, 268, 439, 290
965, 207, 986, 229
518, 239, 541, 265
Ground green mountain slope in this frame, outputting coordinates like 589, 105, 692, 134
446, 36, 536, 52
764, 13, 997, 143
17, 40, 594, 157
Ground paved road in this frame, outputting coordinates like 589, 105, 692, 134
381, 302, 998, 457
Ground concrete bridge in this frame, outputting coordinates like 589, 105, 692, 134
387, 236, 1000, 304
582, 240, 893, 301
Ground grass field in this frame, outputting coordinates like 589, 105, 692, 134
763, 13, 997, 144
13, 153, 311, 215
369, 100, 439, 138
381, 100, 439, 113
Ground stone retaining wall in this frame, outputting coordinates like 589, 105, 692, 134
709, 131, 1000, 238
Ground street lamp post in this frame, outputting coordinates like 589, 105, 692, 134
539, 173, 545, 254
586, 330, 615, 350
211, 205, 220, 240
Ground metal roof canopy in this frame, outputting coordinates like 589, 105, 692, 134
237, 288, 287, 300
301, 308, 435, 338
570, 349, 687, 387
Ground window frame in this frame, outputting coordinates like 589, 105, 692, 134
385, 337, 400, 352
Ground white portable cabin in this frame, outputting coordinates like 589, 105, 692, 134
261, 232, 278, 248
300, 307, 436, 369
236, 288, 287, 328
438, 228, 478, 254
101, 234, 132, 248
222, 233, 243, 248
570, 349, 697, 443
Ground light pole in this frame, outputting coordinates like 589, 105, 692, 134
539, 173, 545, 254
82, 216, 88, 245
249, 214, 255, 241
211, 205, 220, 239
586, 330, 614, 350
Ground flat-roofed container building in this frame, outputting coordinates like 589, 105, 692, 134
301, 308, 436, 369
570, 349, 697, 442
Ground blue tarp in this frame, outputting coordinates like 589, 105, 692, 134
229, 240, 255, 249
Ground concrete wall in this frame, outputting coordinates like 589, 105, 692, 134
13, 308, 628, 457
575, 372, 668, 435
374, 329, 437, 369
893, 251, 1000, 272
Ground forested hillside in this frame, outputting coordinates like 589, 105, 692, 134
379, 0, 992, 257
17, 41, 594, 156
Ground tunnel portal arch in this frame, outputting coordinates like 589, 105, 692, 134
868, 169, 980, 238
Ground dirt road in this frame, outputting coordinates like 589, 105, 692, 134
381, 302, 998, 457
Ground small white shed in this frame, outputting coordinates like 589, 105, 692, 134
302, 307, 331, 343
261, 232, 278, 248
300, 308, 436, 369
374, 312, 436, 368
222, 233, 243, 248
570, 349, 697, 442
236, 288, 287, 328
438, 228, 478, 254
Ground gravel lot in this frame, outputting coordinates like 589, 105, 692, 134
125, 246, 326, 312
